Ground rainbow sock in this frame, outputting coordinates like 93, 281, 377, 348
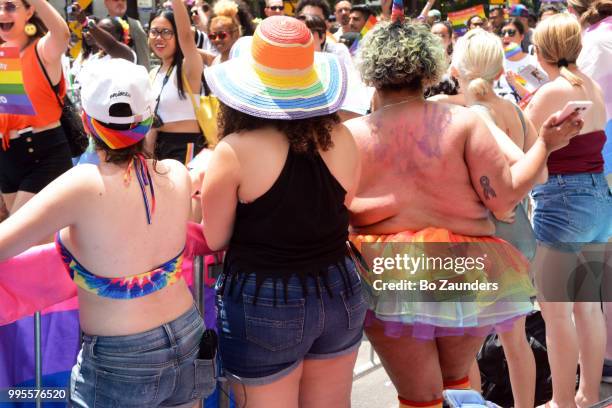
398, 396, 443, 408
443, 376, 470, 390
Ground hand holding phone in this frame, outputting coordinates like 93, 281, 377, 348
554, 101, 593, 126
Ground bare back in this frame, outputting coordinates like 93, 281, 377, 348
346, 101, 496, 236
526, 71, 606, 133
59, 158, 193, 335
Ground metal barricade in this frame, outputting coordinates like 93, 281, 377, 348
192, 255, 230, 408
34, 311, 42, 408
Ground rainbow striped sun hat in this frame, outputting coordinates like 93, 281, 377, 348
204, 16, 347, 120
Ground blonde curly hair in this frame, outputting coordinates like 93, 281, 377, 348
212, 0, 241, 33
357, 20, 447, 90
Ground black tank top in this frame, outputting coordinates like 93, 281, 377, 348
221, 148, 351, 302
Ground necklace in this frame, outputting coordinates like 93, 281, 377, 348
380, 95, 423, 109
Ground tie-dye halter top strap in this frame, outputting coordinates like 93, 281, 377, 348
55, 233, 184, 299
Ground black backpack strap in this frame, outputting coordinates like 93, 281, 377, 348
33, 42, 64, 109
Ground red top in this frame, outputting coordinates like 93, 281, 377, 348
0, 40, 66, 140
547, 130, 606, 174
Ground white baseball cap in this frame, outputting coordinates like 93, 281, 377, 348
80, 59, 155, 125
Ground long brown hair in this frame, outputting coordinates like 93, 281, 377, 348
218, 103, 340, 154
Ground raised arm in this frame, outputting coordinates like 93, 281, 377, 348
87, 20, 135, 61
172, 0, 204, 93
418, 0, 436, 19
30, 0, 70, 69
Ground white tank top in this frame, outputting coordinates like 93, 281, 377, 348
151, 66, 198, 123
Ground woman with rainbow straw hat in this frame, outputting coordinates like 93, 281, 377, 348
344, 13, 583, 408
493, 18, 538, 103
0, 58, 215, 407
201, 15, 363, 408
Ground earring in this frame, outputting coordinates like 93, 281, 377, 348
24, 23, 37, 36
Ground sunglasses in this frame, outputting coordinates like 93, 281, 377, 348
267, 5, 283, 11
0, 1, 20, 13
207, 30, 235, 40
471, 22, 484, 27
501, 29, 517, 37
149, 28, 174, 39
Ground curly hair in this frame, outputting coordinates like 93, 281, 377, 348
218, 103, 340, 153
357, 20, 447, 91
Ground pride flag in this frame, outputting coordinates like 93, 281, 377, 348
360, 14, 378, 38
0, 47, 35, 116
0, 223, 224, 407
391, 0, 404, 22
447, 4, 486, 37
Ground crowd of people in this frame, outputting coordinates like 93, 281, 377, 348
0, 0, 611, 407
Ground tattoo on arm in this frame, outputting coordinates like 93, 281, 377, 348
480, 176, 497, 200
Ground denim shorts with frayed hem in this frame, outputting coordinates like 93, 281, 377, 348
69, 304, 216, 408
531, 172, 612, 253
216, 257, 367, 386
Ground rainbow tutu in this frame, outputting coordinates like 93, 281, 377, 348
349, 228, 535, 338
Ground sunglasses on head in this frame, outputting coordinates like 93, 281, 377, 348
0, 1, 20, 13
207, 30, 235, 40
149, 28, 174, 39
501, 29, 517, 37
267, 5, 283, 11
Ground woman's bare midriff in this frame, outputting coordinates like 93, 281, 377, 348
78, 280, 195, 336
160, 119, 201, 134
346, 101, 496, 238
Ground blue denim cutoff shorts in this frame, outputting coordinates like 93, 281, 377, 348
70, 304, 216, 407
531, 173, 612, 252
215, 257, 367, 386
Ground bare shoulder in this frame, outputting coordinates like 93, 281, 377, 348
62, 164, 104, 193
155, 159, 190, 187
343, 116, 370, 143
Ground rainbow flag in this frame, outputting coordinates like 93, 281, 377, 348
360, 14, 378, 38
447, 4, 486, 37
504, 43, 522, 59
0, 238, 221, 408
0, 47, 35, 116
391, 0, 404, 22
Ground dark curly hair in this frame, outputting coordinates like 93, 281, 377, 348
218, 103, 340, 153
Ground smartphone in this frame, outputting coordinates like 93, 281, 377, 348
555, 101, 593, 125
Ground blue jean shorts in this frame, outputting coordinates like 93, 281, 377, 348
531, 173, 612, 252
215, 257, 367, 386
70, 304, 216, 407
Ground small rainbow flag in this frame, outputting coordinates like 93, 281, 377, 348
504, 43, 522, 59
360, 14, 378, 38
391, 0, 404, 22
0, 47, 36, 116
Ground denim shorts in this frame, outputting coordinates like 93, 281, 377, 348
531, 173, 612, 252
215, 257, 367, 386
70, 304, 216, 407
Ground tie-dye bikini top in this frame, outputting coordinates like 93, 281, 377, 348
55, 233, 184, 300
